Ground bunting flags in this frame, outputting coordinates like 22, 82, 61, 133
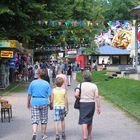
38, 20, 132, 29
34, 43, 90, 52
38, 20, 99, 27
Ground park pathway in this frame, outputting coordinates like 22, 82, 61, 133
0, 80, 140, 140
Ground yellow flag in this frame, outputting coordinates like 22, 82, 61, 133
45, 21, 48, 25
87, 21, 90, 26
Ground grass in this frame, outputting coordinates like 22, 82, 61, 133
76, 71, 140, 120
76, 71, 107, 83
0, 82, 28, 96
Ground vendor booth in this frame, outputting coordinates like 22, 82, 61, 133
0, 40, 23, 89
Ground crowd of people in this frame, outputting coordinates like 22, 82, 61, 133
18, 60, 79, 84
27, 60, 101, 140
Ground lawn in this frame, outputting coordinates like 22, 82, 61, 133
0, 82, 28, 96
76, 71, 140, 120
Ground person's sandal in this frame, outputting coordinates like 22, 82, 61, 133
62, 132, 66, 139
32, 134, 37, 140
56, 134, 60, 140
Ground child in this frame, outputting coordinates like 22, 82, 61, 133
51, 77, 69, 140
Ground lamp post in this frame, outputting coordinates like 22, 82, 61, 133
130, 5, 140, 72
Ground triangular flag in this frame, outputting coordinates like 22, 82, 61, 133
87, 21, 90, 26
45, 21, 48, 25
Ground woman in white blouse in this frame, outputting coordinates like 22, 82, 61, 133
74, 70, 101, 140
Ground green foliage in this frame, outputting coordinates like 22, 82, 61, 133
0, 0, 140, 50
0, 0, 48, 48
0, 4, 14, 15
0, 83, 27, 96
76, 71, 107, 83
101, 0, 140, 20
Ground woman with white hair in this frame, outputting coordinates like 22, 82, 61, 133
74, 70, 101, 140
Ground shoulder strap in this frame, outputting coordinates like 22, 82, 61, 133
79, 83, 82, 97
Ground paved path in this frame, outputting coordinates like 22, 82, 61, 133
0, 80, 140, 140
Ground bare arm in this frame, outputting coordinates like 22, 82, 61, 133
65, 91, 69, 111
27, 95, 31, 109
49, 91, 54, 110
50, 92, 54, 104
95, 89, 101, 114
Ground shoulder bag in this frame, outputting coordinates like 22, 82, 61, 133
74, 83, 82, 109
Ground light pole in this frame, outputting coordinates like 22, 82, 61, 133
130, 5, 140, 72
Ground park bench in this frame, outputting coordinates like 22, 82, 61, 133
0, 99, 12, 122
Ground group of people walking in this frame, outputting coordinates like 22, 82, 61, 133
33, 61, 73, 86
27, 64, 101, 140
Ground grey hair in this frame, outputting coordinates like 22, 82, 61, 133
83, 70, 92, 82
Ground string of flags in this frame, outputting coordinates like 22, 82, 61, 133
38, 20, 99, 27
38, 20, 132, 27
45, 28, 98, 34
34, 43, 90, 52
35, 20, 133, 51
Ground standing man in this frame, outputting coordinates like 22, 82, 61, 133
27, 69, 51, 140
67, 63, 72, 86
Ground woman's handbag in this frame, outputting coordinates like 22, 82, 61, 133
74, 83, 81, 109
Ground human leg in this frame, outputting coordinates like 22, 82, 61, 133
81, 124, 87, 140
54, 121, 60, 140
87, 124, 92, 140
54, 121, 59, 135
41, 124, 47, 139
31, 106, 40, 138
32, 123, 38, 134
61, 119, 66, 139
61, 119, 65, 133
40, 105, 48, 139
68, 75, 71, 85
32, 123, 38, 140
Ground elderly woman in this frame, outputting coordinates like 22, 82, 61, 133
74, 70, 101, 140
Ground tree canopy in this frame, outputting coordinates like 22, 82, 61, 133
0, 0, 140, 52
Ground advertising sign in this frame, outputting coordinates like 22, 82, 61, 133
0, 40, 17, 48
0, 42, 10, 47
0, 51, 14, 58
67, 49, 77, 55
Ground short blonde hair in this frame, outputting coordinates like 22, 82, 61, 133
55, 77, 64, 87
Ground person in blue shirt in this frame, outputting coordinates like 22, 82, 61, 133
27, 69, 51, 140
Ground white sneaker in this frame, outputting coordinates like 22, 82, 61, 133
42, 135, 48, 140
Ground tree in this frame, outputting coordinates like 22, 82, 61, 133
101, 0, 140, 20
41, 0, 103, 55
1, 0, 140, 51
0, 0, 48, 48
